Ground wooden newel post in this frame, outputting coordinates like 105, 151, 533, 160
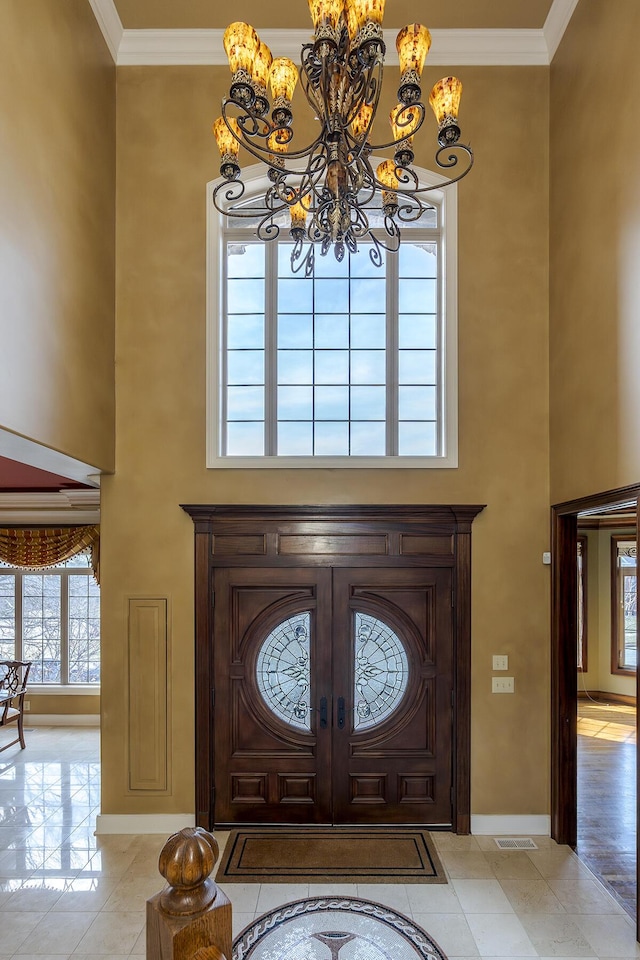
147, 827, 232, 960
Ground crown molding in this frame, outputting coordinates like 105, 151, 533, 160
117, 27, 550, 66
87, 0, 123, 61
60, 488, 101, 508
543, 0, 580, 60
90, 0, 581, 67
426, 29, 548, 66
0, 489, 100, 524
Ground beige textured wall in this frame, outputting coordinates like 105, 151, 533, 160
550, 0, 640, 504
101, 64, 550, 817
0, 0, 116, 471
28, 694, 100, 716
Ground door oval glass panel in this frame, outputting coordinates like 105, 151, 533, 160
255, 612, 311, 730
354, 612, 409, 730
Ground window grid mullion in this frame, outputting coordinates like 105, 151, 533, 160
312, 256, 317, 456
61, 570, 69, 684
347, 252, 352, 455
436, 234, 444, 457
265, 242, 278, 456
386, 249, 399, 456
15, 571, 23, 661
221, 242, 230, 457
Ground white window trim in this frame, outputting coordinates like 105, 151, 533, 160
206, 160, 458, 468
29, 684, 100, 695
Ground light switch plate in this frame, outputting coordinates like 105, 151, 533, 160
493, 655, 508, 670
492, 677, 514, 693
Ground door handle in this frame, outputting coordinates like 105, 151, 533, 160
319, 696, 328, 729
337, 696, 345, 729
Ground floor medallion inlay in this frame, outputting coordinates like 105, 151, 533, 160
233, 897, 448, 960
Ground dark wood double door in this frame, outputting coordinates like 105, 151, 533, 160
183, 504, 482, 832
213, 565, 453, 825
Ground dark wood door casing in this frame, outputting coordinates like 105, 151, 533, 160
182, 504, 484, 833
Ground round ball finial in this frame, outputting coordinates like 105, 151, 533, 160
158, 827, 220, 916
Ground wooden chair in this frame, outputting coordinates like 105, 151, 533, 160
0, 661, 31, 752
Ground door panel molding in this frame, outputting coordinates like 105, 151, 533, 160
231, 682, 316, 756
351, 684, 434, 757
183, 503, 484, 831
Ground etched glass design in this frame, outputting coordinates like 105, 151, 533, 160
354, 612, 409, 729
256, 612, 311, 730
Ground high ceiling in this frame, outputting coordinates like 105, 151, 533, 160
112, 0, 555, 31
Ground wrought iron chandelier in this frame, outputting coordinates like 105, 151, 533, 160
212, 0, 474, 274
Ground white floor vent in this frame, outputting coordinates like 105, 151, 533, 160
494, 838, 538, 850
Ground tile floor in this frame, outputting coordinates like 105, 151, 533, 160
0, 727, 639, 960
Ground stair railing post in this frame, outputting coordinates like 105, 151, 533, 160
147, 827, 232, 960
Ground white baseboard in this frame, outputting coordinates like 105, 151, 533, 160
471, 814, 550, 836
98, 813, 548, 836
95, 814, 196, 835
26, 715, 100, 726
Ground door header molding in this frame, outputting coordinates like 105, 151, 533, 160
182, 503, 485, 523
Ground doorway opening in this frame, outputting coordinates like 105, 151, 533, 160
551, 485, 639, 932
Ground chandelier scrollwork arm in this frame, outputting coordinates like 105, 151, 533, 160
434, 142, 474, 178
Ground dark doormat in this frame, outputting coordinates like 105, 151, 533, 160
215, 827, 447, 883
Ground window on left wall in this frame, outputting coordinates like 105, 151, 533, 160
0, 553, 100, 684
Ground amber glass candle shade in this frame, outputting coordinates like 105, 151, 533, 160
223, 22, 259, 74
267, 130, 288, 172
252, 41, 273, 88
376, 159, 399, 190
289, 194, 310, 234
377, 160, 398, 215
267, 131, 288, 154
290, 196, 310, 232
429, 77, 462, 124
308, 0, 344, 30
344, 0, 359, 40
429, 76, 463, 144
351, 0, 386, 29
212, 117, 241, 158
350, 103, 374, 141
269, 58, 299, 102
396, 23, 431, 77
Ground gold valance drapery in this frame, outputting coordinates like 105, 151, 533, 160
0, 526, 100, 583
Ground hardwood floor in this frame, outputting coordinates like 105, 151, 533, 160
577, 698, 637, 918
